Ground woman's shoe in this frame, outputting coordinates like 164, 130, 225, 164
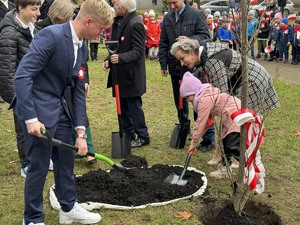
87, 156, 97, 164
207, 159, 220, 165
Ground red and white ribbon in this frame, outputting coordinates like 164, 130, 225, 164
231, 109, 266, 194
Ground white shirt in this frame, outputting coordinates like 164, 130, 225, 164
69, 21, 83, 67
1, 0, 8, 9
15, 15, 35, 37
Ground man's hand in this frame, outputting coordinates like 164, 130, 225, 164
110, 54, 119, 64
161, 70, 168, 77
176, 36, 187, 41
75, 137, 88, 156
26, 121, 45, 137
102, 60, 110, 72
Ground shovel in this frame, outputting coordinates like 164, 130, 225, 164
169, 79, 189, 149
164, 148, 196, 185
105, 41, 131, 159
39, 129, 130, 170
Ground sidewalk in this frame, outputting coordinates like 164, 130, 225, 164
256, 58, 300, 85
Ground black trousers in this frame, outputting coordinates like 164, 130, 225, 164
222, 132, 240, 165
120, 96, 149, 140
13, 113, 28, 168
170, 75, 190, 125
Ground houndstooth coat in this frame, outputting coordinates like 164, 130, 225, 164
198, 42, 280, 115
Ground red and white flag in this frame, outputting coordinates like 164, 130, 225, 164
265, 12, 271, 19
258, 8, 265, 15
288, 14, 297, 21
264, 46, 271, 53
250, 0, 258, 5
231, 109, 266, 194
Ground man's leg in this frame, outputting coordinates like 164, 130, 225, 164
170, 75, 189, 125
21, 122, 52, 224
13, 113, 29, 171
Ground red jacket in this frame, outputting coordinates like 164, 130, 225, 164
146, 20, 161, 45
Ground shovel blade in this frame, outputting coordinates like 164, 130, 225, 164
169, 124, 189, 149
111, 132, 131, 159
163, 172, 191, 186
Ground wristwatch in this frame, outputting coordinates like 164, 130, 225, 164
76, 133, 87, 139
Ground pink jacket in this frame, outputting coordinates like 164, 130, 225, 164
192, 87, 241, 142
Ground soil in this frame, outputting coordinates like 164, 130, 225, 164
73, 154, 282, 225
75, 154, 205, 206
198, 195, 282, 225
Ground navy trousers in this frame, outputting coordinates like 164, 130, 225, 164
22, 109, 77, 224
170, 75, 190, 125
120, 96, 149, 140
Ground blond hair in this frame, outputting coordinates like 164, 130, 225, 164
77, 0, 114, 28
47, 0, 76, 24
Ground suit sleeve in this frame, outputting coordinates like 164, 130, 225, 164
14, 29, 56, 121
190, 10, 210, 42
158, 18, 169, 70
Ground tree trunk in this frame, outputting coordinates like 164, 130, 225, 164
232, 0, 251, 214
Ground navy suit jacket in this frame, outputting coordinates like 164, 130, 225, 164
11, 22, 88, 129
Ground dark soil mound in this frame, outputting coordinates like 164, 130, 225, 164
199, 197, 282, 225
216, 203, 266, 225
75, 163, 205, 207
118, 154, 148, 168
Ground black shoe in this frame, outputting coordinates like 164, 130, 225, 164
267, 58, 273, 62
87, 158, 97, 165
197, 141, 215, 151
131, 133, 136, 141
131, 138, 150, 148
256, 55, 261, 59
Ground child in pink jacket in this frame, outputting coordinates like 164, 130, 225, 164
180, 71, 241, 178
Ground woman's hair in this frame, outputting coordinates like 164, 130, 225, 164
77, 0, 114, 27
15, 0, 41, 13
47, 0, 75, 24
170, 38, 200, 56
118, 0, 136, 13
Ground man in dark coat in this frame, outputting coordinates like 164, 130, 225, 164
158, 0, 215, 151
102, 0, 149, 148
0, 0, 15, 22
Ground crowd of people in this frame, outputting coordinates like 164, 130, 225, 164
0, 0, 284, 224
198, 0, 300, 64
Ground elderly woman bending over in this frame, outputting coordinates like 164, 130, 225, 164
170, 38, 279, 115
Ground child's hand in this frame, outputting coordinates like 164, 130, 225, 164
287, 42, 290, 46
272, 41, 276, 45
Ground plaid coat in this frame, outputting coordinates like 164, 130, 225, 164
200, 42, 280, 115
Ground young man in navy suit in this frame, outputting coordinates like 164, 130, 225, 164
11, 0, 114, 224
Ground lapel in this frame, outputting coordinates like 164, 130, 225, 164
0, 3, 8, 14
63, 23, 75, 85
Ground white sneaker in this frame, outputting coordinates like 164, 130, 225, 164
209, 164, 232, 179
22, 219, 45, 225
49, 159, 53, 171
21, 166, 28, 178
59, 202, 101, 224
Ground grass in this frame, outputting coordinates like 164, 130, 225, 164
0, 46, 300, 224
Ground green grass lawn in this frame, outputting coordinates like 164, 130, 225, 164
0, 46, 300, 224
